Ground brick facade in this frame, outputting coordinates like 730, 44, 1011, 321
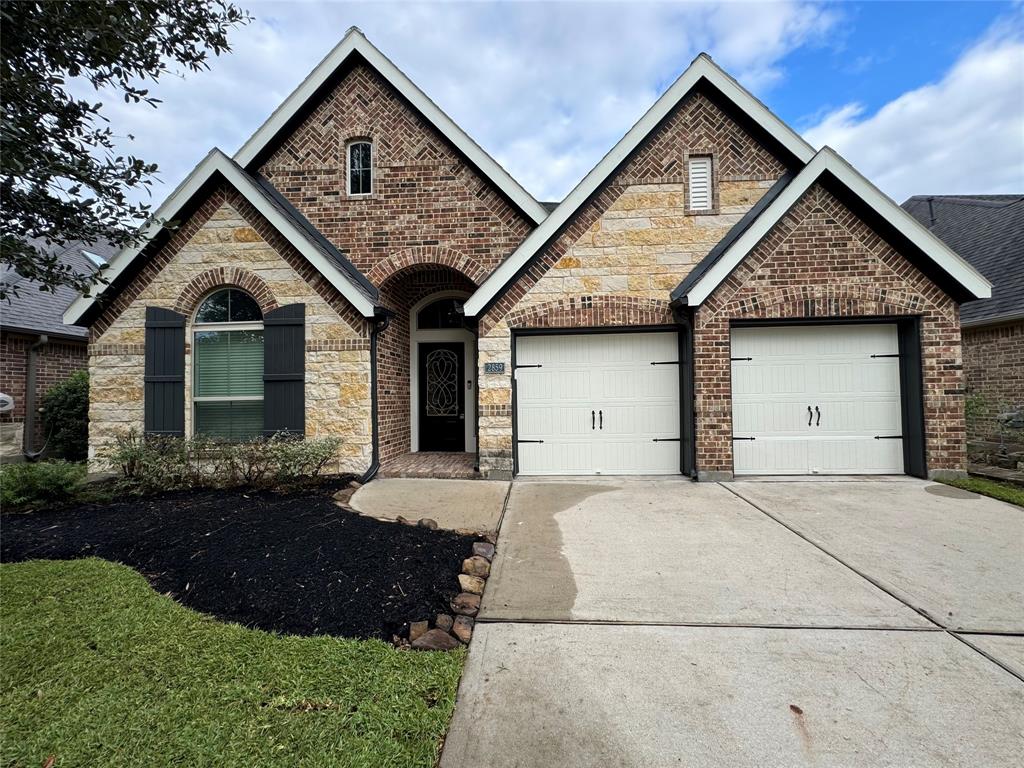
962, 321, 1024, 451
693, 183, 965, 477
259, 64, 533, 278
0, 331, 88, 456
476, 90, 789, 477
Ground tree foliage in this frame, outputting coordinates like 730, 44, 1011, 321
0, 0, 250, 299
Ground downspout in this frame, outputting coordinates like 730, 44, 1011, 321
23, 334, 49, 460
359, 309, 392, 484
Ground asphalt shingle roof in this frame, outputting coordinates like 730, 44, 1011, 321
901, 195, 1023, 325
0, 239, 117, 338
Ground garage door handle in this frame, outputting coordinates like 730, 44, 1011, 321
592, 410, 595, 430
599, 410, 603, 430
815, 406, 821, 426
807, 406, 813, 426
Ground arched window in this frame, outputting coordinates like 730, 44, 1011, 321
417, 297, 464, 329
348, 140, 372, 195
193, 288, 264, 439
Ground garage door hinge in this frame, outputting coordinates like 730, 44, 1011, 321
650, 360, 679, 366
732, 436, 756, 441
870, 354, 901, 358
652, 438, 680, 442
517, 439, 545, 444
874, 435, 903, 439
730, 356, 753, 362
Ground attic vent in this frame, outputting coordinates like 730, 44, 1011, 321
688, 156, 712, 211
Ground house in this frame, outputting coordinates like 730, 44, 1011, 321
64, 28, 991, 481
902, 195, 1023, 468
1, 240, 112, 460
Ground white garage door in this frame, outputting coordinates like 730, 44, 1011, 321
515, 332, 680, 475
731, 324, 904, 475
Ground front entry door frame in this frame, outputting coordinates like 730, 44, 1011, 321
409, 291, 476, 453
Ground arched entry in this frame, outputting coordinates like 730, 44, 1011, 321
410, 291, 476, 452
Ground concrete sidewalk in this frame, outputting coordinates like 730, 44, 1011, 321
442, 477, 1024, 767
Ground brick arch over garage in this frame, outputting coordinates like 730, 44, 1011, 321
367, 246, 490, 288
505, 296, 674, 330
174, 267, 278, 316
711, 283, 934, 323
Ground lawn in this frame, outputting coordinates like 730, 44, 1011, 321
938, 475, 1024, 508
1, 558, 465, 767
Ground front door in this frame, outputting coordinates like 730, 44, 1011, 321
418, 342, 465, 451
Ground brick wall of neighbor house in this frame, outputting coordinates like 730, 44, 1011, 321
376, 267, 476, 463
0, 332, 88, 454
962, 321, 1024, 458
87, 186, 372, 472
259, 64, 533, 279
476, 90, 789, 477
694, 183, 965, 478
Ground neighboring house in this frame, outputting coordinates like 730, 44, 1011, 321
64, 28, 990, 481
902, 195, 1023, 466
0, 241, 113, 461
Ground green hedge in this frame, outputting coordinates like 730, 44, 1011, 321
41, 370, 89, 461
0, 461, 86, 508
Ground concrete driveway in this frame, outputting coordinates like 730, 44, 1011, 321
441, 478, 1024, 767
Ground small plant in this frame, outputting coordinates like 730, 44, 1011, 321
41, 370, 89, 461
0, 461, 87, 509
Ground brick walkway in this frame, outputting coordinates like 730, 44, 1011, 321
379, 452, 479, 479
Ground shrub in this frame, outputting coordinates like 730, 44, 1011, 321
41, 370, 89, 461
105, 431, 343, 493
0, 461, 86, 509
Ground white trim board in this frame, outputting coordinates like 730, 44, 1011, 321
64, 149, 378, 325
463, 53, 816, 317
679, 147, 992, 306
234, 27, 548, 226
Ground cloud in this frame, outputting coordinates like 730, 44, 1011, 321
803, 20, 1024, 202
83, 0, 837, 205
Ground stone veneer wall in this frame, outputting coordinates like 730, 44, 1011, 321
962, 320, 1024, 451
88, 190, 372, 473
475, 90, 789, 477
259, 64, 533, 277
693, 183, 965, 478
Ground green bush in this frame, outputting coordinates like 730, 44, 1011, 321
0, 461, 86, 509
106, 430, 343, 493
41, 370, 90, 461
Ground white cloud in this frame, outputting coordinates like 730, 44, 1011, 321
803, 21, 1024, 203
85, 0, 836, 205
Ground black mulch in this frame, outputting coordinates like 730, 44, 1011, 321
1, 481, 480, 641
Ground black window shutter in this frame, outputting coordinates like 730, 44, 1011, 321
144, 307, 186, 436
263, 303, 305, 436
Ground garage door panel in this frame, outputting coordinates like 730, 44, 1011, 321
515, 332, 679, 475
731, 325, 904, 476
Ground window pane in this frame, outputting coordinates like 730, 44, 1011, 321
349, 142, 371, 194
195, 289, 230, 323
195, 400, 263, 440
194, 330, 264, 397
418, 298, 462, 329
228, 289, 262, 322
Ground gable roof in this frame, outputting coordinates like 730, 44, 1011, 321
64, 150, 379, 326
2, 239, 116, 339
233, 27, 548, 227
901, 195, 1023, 326
463, 52, 817, 318
672, 147, 992, 307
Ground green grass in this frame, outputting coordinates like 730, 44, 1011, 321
0, 558, 465, 767
937, 475, 1024, 508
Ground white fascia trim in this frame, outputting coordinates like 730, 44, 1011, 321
64, 149, 377, 325
463, 54, 816, 317
682, 147, 992, 306
233, 27, 548, 226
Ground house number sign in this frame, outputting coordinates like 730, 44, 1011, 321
484, 362, 505, 374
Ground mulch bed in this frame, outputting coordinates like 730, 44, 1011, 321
1, 480, 479, 641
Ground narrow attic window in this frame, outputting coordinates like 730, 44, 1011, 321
348, 140, 372, 196
687, 156, 713, 212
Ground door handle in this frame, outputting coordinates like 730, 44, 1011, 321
807, 406, 813, 426
815, 406, 821, 426
592, 410, 595, 430
599, 410, 603, 430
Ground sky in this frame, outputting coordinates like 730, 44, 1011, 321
95, 0, 1024, 207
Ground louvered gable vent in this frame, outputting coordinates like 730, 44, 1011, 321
688, 156, 712, 211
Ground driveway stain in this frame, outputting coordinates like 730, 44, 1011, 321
924, 484, 979, 500
789, 704, 814, 759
